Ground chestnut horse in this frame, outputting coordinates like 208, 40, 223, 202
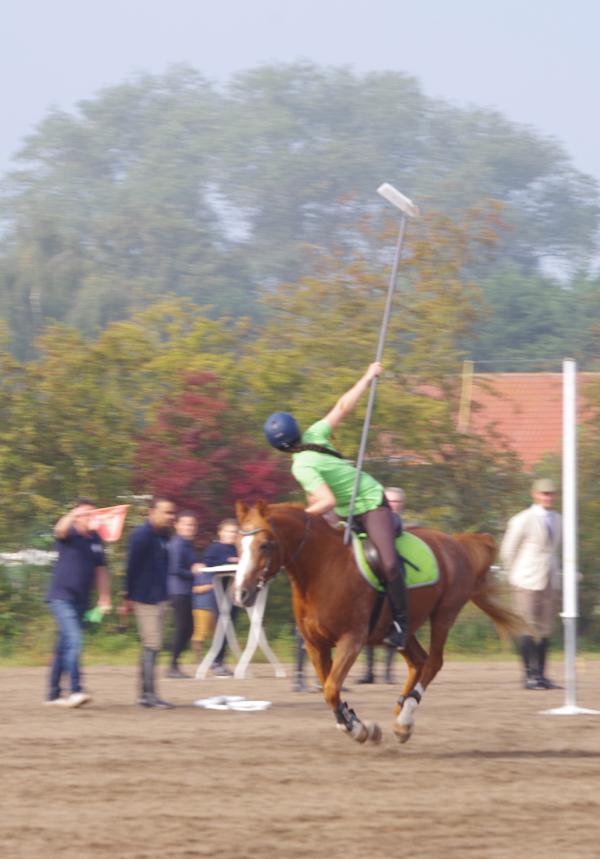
234, 501, 523, 744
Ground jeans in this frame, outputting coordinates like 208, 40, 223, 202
48, 599, 85, 699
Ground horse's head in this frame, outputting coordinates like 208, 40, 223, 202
233, 500, 280, 607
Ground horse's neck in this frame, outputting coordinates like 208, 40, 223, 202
272, 511, 343, 593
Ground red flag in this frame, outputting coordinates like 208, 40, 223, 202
88, 505, 129, 542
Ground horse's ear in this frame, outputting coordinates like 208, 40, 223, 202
235, 500, 248, 522
256, 499, 270, 518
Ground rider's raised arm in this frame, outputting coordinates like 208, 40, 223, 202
323, 362, 382, 431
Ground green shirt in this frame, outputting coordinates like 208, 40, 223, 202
291, 419, 384, 517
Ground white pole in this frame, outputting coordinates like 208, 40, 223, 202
544, 358, 599, 715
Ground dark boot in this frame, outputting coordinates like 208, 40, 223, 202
519, 635, 542, 689
382, 575, 408, 650
357, 646, 375, 684
138, 648, 175, 709
383, 645, 395, 684
536, 638, 560, 689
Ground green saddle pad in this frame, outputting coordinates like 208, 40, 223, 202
352, 531, 439, 593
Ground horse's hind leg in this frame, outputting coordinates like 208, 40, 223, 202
395, 636, 428, 712
323, 633, 382, 745
391, 636, 427, 744
393, 616, 452, 744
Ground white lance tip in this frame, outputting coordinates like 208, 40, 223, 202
377, 183, 420, 218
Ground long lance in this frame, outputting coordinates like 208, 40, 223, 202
343, 184, 419, 545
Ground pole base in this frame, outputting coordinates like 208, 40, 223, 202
542, 705, 600, 716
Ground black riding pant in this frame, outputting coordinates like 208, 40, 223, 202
353, 503, 402, 584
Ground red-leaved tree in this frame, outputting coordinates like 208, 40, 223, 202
133, 372, 294, 535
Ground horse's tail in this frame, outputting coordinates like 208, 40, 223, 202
470, 572, 526, 638
454, 532, 526, 639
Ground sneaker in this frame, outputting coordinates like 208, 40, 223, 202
212, 664, 233, 678
164, 667, 192, 680
382, 622, 406, 650
138, 693, 175, 709
356, 674, 375, 685
44, 697, 65, 706
65, 692, 92, 708
524, 676, 545, 690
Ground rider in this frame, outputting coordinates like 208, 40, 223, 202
263, 362, 407, 650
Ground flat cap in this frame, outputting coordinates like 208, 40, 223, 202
532, 478, 557, 493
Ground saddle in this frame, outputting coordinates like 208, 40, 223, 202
354, 512, 403, 583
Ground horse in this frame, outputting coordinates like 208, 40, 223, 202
233, 501, 523, 744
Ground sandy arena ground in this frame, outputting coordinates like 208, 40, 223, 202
1, 659, 600, 859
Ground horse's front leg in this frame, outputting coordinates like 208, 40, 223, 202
324, 633, 382, 744
302, 638, 332, 687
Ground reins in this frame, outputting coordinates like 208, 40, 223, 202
239, 513, 312, 588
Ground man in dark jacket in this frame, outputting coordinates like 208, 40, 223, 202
124, 496, 177, 708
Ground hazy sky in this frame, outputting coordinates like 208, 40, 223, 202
3, 0, 599, 183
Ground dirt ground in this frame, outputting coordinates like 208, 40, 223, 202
2, 658, 600, 859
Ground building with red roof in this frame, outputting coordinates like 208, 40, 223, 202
461, 372, 598, 469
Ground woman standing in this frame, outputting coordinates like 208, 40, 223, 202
166, 511, 198, 679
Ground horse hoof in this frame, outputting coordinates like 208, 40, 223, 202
350, 721, 369, 743
365, 721, 382, 744
393, 723, 413, 744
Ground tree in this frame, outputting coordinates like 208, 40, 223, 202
1, 63, 598, 358
132, 372, 294, 536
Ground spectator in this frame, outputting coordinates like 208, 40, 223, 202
200, 519, 239, 677
358, 487, 405, 684
191, 556, 218, 667
124, 496, 177, 708
165, 512, 198, 679
45, 500, 111, 708
500, 478, 562, 690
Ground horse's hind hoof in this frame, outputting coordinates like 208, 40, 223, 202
350, 721, 369, 743
365, 721, 382, 744
393, 723, 413, 744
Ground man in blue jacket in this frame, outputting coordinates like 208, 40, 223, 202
124, 496, 177, 708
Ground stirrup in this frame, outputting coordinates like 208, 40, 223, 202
383, 622, 406, 651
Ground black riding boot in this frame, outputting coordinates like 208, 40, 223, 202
357, 646, 375, 683
536, 638, 559, 688
518, 635, 540, 689
138, 648, 175, 709
382, 574, 408, 650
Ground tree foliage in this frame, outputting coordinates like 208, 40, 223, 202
133, 371, 294, 537
0, 63, 598, 361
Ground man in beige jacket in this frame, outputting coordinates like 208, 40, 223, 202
500, 478, 562, 690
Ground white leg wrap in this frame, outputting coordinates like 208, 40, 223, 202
397, 683, 424, 728
397, 696, 418, 727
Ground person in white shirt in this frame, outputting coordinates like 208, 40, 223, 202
500, 478, 562, 690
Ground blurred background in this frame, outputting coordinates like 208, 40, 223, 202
1, 0, 599, 660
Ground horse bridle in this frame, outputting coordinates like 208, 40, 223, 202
238, 515, 312, 590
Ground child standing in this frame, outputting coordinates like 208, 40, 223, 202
192, 519, 239, 675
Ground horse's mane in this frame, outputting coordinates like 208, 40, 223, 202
265, 502, 345, 541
